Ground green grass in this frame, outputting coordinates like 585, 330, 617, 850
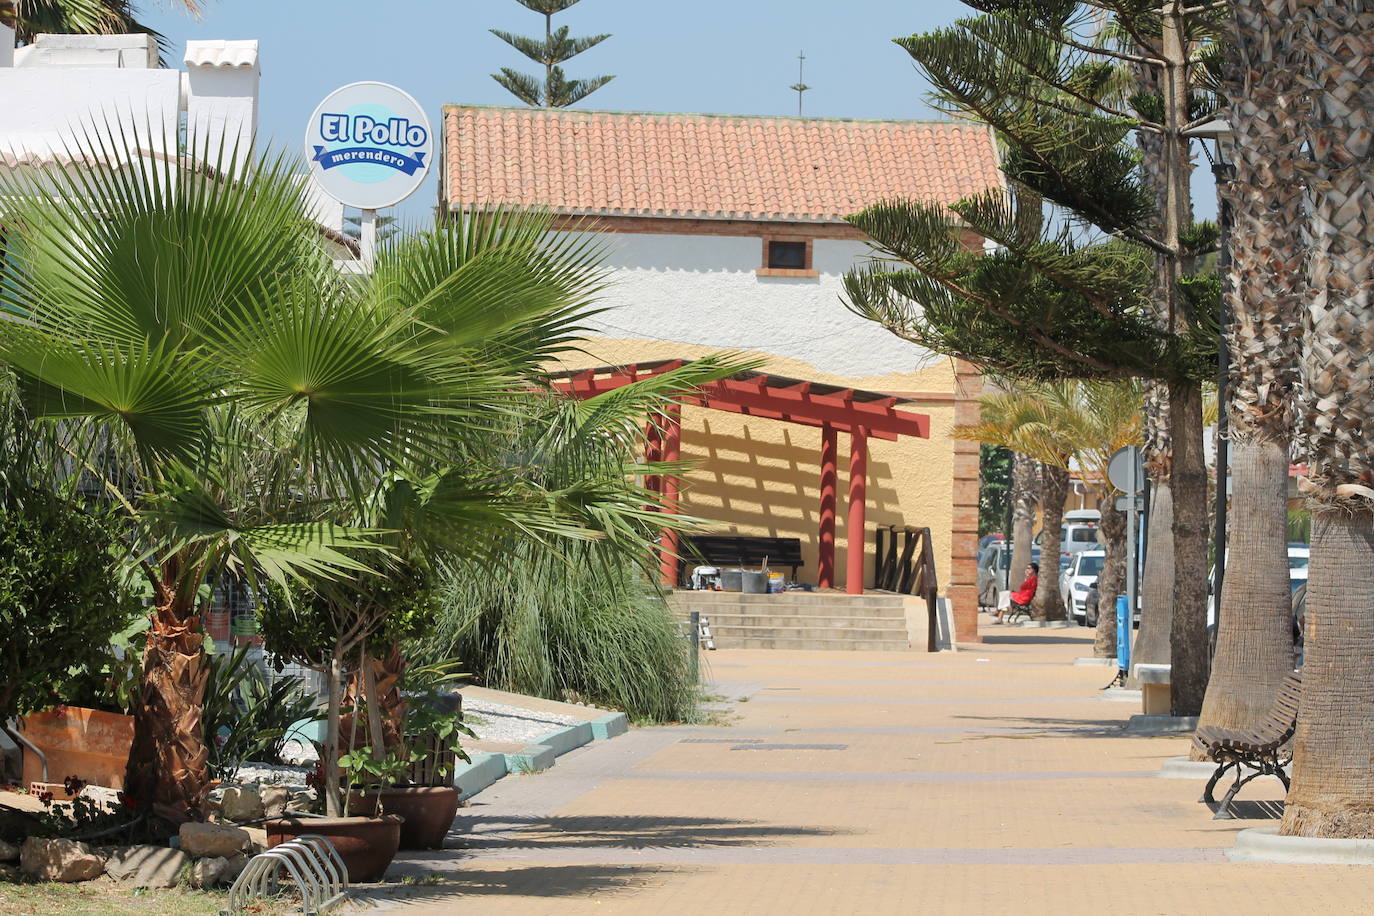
0, 882, 290, 916
421, 543, 701, 724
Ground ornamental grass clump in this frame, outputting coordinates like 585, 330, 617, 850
426, 541, 700, 724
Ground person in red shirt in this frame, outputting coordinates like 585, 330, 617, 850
994, 563, 1038, 623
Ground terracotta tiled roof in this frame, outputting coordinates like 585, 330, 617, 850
442, 106, 1003, 223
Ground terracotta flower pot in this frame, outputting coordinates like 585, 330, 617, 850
346, 787, 460, 850
264, 814, 403, 883
378, 787, 461, 850
15, 707, 134, 789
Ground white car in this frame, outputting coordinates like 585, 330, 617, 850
1061, 548, 1106, 623
1207, 544, 1310, 627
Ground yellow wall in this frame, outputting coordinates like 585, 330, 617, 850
552, 338, 959, 591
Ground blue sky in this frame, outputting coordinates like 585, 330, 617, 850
140, 0, 1214, 223
140, 0, 972, 220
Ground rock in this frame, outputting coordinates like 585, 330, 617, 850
0, 863, 20, 882
19, 837, 104, 882
221, 853, 249, 884
179, 822, 250, 858
260, 785, 290, 818
243, 826, 268, 855
289, 790, 315, 811
0, 839, 18, 862
219, 786, 264, 823
188, 855, 227, 889
103, 845, 189, 889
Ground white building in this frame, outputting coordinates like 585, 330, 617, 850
0, 28, 346, 239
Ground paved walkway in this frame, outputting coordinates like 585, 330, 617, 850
364, 624, 1374, 914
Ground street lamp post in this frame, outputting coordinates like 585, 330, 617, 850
1185, 118, 1235, 652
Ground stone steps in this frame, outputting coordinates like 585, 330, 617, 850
709, 623, 910, 644
707, 635, 913, 652
700, 614, 908, 631
669, 589, 917, 651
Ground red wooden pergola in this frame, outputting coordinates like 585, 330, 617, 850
552, 360, 931, 593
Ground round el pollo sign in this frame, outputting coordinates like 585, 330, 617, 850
305, 81, 432, 210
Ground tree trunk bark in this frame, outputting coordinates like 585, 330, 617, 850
1132, 479, 1173, 674
1168, 380, 1210, 716
1193, 439, 1293, 753
1010, 453, 1039, 590
323, 652, 343, 818
1281, 511, 1374, 837
123, 593, 210, 828
1093, 495, 1126, 658
1034, 464, 1068, 621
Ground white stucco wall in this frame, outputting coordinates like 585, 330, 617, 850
582, 231, 939, 381
0, 67, 180, 159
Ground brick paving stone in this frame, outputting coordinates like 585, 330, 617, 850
362, 625, 1374, 915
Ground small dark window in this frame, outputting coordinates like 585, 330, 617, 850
767, 240, 807, 270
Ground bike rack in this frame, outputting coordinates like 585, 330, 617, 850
223, 833, 349, 915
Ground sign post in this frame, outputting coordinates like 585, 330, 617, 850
1108, 445, 1144, 683
304, 81, 432, 271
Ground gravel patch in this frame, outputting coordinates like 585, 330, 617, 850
460, 695, 584, 745
229, 761, 312, 789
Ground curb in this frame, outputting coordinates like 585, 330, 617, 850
1125, 714, 1197, 735
1228, 826, 1374, 864
592, 711, 629, 740
1100, 687, 1142, 703
1074, 657, 1114, 667
454, 712, 627, 799
453, 752, 507, 800
1157, 754, 1291, 780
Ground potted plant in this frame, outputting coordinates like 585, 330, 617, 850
343, 661, 472, 850
256, 556, 441, 882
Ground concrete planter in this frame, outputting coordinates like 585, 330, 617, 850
1229, 826, 1374, 864
15, 707, 133, 789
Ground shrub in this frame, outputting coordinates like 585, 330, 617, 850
0, 481, 138, 719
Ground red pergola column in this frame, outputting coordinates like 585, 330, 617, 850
658, 404, 682, 588
818, 425, 838, 589
846, 426, 869, 595
644, 420, 663, 496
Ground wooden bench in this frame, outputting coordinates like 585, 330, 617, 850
1192, 672, 1300, 819
680, 535, 804, 584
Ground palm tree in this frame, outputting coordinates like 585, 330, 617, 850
1193, 0, 1305, 745
1008, 451, 1040, 592
956, 383, 1079, 622
7, 0, 201, 57
0, 132, 740, 825
1279, 0, 1374, 840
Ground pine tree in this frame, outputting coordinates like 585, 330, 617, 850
491, 0, 614, 108
843, 1, 1222, 713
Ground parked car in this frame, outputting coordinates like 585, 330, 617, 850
1206, 543, 1309, 628
976, 540, 1040, 609
1033, 508, 1101, 576
1060, 549, 1106, 624
1080, 579, 1141, 629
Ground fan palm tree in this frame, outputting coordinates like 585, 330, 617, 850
1279, 0, 1374, 840
0, 129, 744, 826
6, 0, 201, 58
1193, 0, 1305, 747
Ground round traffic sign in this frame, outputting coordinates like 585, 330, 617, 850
1107, 445, 1144, 493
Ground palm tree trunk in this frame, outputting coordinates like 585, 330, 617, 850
1280, 0, 1374, 839
123, 590, 210, 827
1010, 453, 1039, 589
1193, 0, 1303, 751
1168, 380, 1210, 716
1193, 440, 1292, 753
1034, 465, 1068, 621
323, 652, 344, 818
1281, 513, 1374, 836
1093, 495, 1126, 658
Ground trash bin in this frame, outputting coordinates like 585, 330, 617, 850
720, 568, 744, 592
741, 571, 768, 594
